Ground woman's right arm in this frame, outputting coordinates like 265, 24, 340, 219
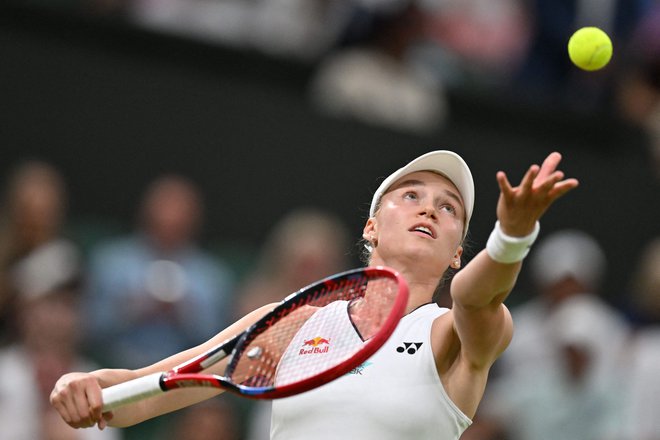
50, 303, 277, 430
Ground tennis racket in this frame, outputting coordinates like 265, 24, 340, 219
102, 266, 408, 411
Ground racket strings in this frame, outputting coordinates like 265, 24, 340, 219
228, 274, 398, 390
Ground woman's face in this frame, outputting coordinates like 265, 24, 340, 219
364, 171, 465, 277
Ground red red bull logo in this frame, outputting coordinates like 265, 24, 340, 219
299, 336, 330, 355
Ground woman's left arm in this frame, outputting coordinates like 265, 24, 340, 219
450, 152, 579, 367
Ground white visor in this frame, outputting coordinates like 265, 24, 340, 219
369, 150, 474, 236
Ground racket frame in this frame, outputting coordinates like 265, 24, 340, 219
102, 266, 407, 409
224, 266, 408, 398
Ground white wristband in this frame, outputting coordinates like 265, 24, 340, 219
486, 221, 540, 264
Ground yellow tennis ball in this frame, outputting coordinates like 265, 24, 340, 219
568, 27, 613, 71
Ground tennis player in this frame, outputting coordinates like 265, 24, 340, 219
50, 150, 578, 439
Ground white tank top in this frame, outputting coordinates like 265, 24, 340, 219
270, 302, 472, 440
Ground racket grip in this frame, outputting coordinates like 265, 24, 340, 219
102, 372, 165, 412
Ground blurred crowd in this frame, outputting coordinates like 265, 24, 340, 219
0, 161, 353, 439
12, 0, 660, 172
0, 157, 658, 440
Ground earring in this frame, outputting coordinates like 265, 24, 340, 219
363, 233, 376, 251
453, 259, 461, 268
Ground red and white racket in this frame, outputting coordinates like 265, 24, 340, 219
102, 266, 408, 411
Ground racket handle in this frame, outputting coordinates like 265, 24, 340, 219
102, 372, 165, 412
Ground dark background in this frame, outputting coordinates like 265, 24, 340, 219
1, 5, 658, 306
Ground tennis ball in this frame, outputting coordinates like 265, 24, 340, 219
568, 27, 613, 71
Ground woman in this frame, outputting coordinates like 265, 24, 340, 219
50, 150, 578, 439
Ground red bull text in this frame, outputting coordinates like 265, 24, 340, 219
299, 336, 330, 355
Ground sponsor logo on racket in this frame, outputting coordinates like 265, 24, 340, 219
299, 336, 331, 355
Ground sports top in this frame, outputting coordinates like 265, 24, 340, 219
270, 302, 472, 439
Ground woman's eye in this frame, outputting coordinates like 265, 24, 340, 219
440, 204, 456, 215
403, 191, 418, 200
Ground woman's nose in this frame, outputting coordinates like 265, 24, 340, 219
420, 203, 437, 219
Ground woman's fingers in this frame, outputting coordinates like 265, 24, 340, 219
98, 412, 114, 430
535, 171, 565, 194
85, 385, 104, 427
50, 373, 105, 429
498, 164, 540, 201
50, 396, 73, 427
537, 152, 562, 181
549, 178, 580, 200
521, 165, 540, 193
496, 153, 578, 236
496, 171, 513, 197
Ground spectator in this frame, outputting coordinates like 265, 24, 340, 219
615, 4, 660, 178
419, 0, 532, 87
235, 207, 351, 318
309, 1, 448, 134
238, 207, 352, 440
470, 229, 629, 440
500, 229, 621, 374
0, 161, 79, 346
0, 237, 121, 440
83, 175, 234, 369
620, 238, 660, 440
128, 0, 351, 61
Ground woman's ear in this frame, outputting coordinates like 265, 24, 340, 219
363, 218, 378, 245
451, 246, 464, 269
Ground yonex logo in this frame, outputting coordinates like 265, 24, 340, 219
396, 342, 423, 354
